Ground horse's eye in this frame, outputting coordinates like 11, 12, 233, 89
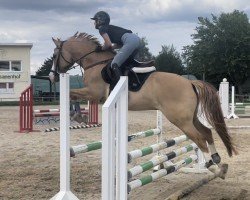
52, 54, 56, 59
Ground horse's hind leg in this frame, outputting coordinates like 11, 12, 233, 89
193, 118, 221, 165
177, 121, 209, 154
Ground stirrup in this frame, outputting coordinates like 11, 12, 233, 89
205, 160, 214, 168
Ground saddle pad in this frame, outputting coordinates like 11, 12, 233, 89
132, 66, 156, 73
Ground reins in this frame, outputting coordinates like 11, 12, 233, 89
84, 58, 113, 70
54, 41, 113, 74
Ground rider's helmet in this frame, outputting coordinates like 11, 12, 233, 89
91, 11, 110, 29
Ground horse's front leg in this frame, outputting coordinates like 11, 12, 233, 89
70, 88, 92, 101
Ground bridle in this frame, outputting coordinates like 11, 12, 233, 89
51, 40, 113, 76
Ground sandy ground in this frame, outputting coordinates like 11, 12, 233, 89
0, 105, 250, 200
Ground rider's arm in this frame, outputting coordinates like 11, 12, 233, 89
111, 43, 122, 49
101, 33, 112, 50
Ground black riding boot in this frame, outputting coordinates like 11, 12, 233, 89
109, 63, 122, 91
112, 63, 122, 84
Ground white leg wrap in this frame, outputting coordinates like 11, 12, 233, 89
203, 152, 211, 162
208, 143, 217, 155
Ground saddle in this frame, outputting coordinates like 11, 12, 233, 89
101, 59, 156, 92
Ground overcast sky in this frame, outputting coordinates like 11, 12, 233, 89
0, 0, 249, 75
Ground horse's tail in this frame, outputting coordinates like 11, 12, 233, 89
191, 80, 238, 157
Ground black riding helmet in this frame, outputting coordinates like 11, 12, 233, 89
91, 11, 110, 29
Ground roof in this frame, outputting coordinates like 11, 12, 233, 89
31, 75, 50, 81
0, 43, 33, 48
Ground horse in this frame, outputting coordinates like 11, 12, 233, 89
49, 32, 237, 172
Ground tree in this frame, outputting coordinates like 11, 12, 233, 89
36, 56, 53, 76
183, 10, 250, 92
155, 45, 184, 74
135, 37, 154, 61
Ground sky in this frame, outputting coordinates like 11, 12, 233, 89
0, 0, 249, 75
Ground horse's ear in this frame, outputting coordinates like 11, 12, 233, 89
52, 37, 61, 48
74, 32, 79, 37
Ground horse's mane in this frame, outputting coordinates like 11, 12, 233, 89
67, 32, 101, 47
59, 32, 115, 55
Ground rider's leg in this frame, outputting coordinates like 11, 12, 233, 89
111, 63, 122, 83
74, 101, 81, 114
111, 33, 141, 83
70, 101, 75, 117
71, 101, 85, 123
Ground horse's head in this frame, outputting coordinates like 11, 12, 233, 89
49, 32, 115, 83
49, 37, 75, 83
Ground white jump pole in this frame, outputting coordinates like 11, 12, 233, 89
102, 77, 128, 200
156, 110, 163, 145
227, 86, 239, 119
152, 110, 163, 171
219, 78, 229, 117
50, 73, 79, 200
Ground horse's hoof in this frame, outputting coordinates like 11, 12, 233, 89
70, 147, 75, 157
211, 153, 221, 164
205, 160, 214, 168
218, 163, 229, 179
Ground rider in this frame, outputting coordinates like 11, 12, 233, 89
91, 11, 141, 84
70, 101, 85, 123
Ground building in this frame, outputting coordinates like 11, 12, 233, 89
31, 75, 83, 93
31, 75, 84, 102
0, 43, 33, 101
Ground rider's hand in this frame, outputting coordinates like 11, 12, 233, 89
95, 45, 103, 52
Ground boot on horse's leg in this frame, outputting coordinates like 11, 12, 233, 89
193, 118, 221, 167
204, 144, 221, 169
208, 143, 221, 164
177, 122, 222, 172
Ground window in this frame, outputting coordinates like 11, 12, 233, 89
9, 82, 14, 89
0, 61, 21, 71
0, 83, 6, 89
0, 61, 10, 71
11, 61, 21, 71
0, 82, 14, 93
0, 83, 7, 92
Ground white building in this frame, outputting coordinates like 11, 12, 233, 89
0, 43, 33, 101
